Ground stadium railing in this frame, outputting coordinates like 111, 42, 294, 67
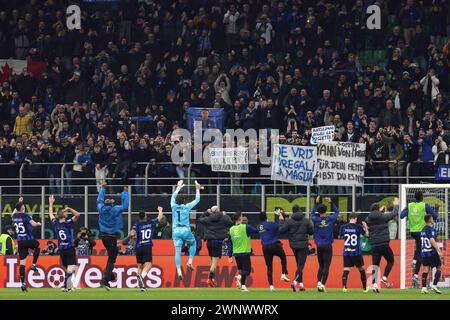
0, 161, 436, 196
0, 177, 431, 241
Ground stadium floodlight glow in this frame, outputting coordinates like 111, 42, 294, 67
399, 184, 449, 289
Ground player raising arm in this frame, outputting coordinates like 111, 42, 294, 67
97, 184, 129, 290
49, 195, 80, 292
171, 180, 202, 280
258, 210, 289, 292
128, 206, 164, 292
366, 197, 399, 293
400, 191, 439, 287
420, 214, 443, 294
339, 213, 369, 293
198, 206, 233, 288
310, 196, 339, 292
12, 197, 42, 292
279, 205, 313, 292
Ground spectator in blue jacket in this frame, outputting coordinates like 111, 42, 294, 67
97, 184, 129, 289
310, 196, 339, 292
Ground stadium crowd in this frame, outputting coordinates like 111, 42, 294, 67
0, 0, 449, 193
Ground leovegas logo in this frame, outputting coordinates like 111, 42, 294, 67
1, 257, 242, 289
3, 258, 164, 288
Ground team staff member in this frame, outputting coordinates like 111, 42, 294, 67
310, 196, 339, 292
366, 197, 399, 293
400, 191, 439, 287
257, 211, 289, 292
97, 184, 129, 290
0, 225, 15, 255
198, 205, 233, 288
48, 195, 80, 291
279, 205, 313, 292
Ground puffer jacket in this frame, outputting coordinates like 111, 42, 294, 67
365, 206, 398, 246
97, 187, 129, 234
198, 211, 233, 240
279, 211, 313, 249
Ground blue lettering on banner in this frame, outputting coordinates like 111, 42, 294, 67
271, 144, 317, 185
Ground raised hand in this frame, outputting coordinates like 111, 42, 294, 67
392, 197, 400, 206
195, 180, 204, 190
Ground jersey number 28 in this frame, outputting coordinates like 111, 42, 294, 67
344, 234, 358, 246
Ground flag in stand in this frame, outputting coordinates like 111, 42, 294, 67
0, 59, 47, 83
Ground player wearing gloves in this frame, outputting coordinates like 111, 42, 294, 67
171, 180, 202, 280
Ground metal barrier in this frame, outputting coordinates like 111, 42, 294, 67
0, 161, 436, 196
0, 184, 386, 239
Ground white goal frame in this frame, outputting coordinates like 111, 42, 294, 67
400, 184, 449, 289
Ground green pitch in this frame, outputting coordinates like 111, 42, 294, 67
0, 288, 449, 300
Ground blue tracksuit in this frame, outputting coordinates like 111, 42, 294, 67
97, 187, 129, 234
311, 203, 339, 246
257, 221, 280, 247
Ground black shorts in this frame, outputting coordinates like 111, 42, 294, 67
422, 254, 441, 268
18, 240, 40, 260
59, 247, 77, 267
136, 246, 153, 264
344, 255, 364, 268
207, 240, 223, 258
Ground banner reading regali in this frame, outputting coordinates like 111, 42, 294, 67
271, 144, 317, 185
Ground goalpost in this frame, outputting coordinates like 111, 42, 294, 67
400, 184, 449, 289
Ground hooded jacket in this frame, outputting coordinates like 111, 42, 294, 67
198, 211, 233, 240
365, 205, 398, 246
279, 211, 313, 249
97, 187, 129, 234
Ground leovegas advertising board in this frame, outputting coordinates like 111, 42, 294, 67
0, 240, 403, 289
0, 255, 400, 289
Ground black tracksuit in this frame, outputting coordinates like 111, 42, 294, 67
279, 212, 313, 283
365, 206, 399, 283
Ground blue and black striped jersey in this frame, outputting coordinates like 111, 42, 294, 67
13, 212, 34, 241
339, 223, 365, 256
52, 218, 75, 250
132, 219, 158, 248
420, 225, 438, 257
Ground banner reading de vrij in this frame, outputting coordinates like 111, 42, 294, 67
316, 141, 366, 186
271, 144, 317, 185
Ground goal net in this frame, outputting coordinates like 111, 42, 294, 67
400, 184, 449, 289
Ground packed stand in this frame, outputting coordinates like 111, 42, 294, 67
0, 0, 449, 194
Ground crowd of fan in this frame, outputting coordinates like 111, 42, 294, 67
0, 0, 449, 193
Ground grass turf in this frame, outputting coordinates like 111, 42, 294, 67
0, 288, 449, 300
